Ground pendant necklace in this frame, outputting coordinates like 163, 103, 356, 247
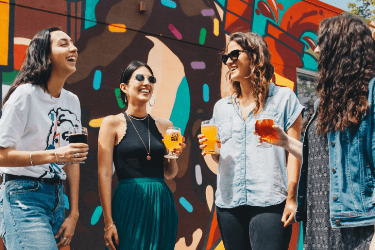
125, 112, 151, 160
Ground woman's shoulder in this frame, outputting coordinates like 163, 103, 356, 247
4, 83, 34, 107
152, 116, 173, 128
100, 113, 125, 130
62, 88, 80, 103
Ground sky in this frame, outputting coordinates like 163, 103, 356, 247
319, 0, 356, 11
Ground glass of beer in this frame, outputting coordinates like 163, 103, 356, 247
201, 119, 218, 154
255, 114, 275, 148
163, 127, 182, 159
68, 126, 88, 163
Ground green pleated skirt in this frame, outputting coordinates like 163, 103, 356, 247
107, 177, 178, 250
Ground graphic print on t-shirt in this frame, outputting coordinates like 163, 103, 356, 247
44, 107, 81, 179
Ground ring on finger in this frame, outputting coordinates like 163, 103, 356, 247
74, 153, 79, 158
62, 237, 67, 240
106, 243, 109, 246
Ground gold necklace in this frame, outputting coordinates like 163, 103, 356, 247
127, 113, 148, 121
125, 112, 151, 160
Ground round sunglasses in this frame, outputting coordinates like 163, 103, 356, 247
221, 49, 247, 65
135, 74, 156, 84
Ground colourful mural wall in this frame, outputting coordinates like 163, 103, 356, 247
0, 0, 344, 249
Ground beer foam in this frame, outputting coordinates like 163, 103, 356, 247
167, 129, 180, 133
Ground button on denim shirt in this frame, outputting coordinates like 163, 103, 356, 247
213, 83, 304, 208
296, 77, 375, 228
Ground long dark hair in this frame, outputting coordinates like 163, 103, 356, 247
316, 13, 375, 134
225, 32, 274, 116
119, 61, 154, 110
2, 27, 61, 107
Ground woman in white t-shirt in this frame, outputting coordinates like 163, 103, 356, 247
0, 27, 88, 250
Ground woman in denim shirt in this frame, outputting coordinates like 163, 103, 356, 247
263, 14, 375, 250
198, 32, 304, 250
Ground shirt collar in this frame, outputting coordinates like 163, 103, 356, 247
227, 82, 275, 103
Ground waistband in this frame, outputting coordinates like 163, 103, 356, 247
118, 177, 165, 185
2, 174, 63, 185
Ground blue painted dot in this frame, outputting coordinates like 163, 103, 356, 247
64, 194, 69, 210
161, 0, 177, 8
203, 84, 209, 102
91, 206, 103, 225
179, 197, 193, 213
93, 70, 102, 90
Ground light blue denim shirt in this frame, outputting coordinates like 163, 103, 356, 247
213, 83, 304, 208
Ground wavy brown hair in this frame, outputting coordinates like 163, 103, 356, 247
225, 32, 274, 115
316, 14, 375, 134
2, 27, 61, 107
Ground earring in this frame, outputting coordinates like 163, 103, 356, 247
47, 59, 51, 64
149, 95, 155, 107
124, 95, 127, 103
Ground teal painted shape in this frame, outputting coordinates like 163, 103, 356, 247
216, 0, 225, 7
203, 84, 209, 102
85, 0, 101, 29
93, 70, 102, 90
298, 221, 304, 249
64, 194, 69, 210
91, 206, 103, 225
252, 0, 300, 36
161, 0, 177, 8
2, 70, 19, 85
302, 53, 317, 72
179, 197, 193, 212
169, 76, 190, 136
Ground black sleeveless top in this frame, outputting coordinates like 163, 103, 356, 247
113, 113, 166, 180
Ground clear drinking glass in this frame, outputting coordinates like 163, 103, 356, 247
254, 114, 275, 148
68, 126, 88, 163
163, 127, 182, 159
201, 119, 218, 154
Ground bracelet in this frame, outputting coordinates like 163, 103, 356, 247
30, 152, 34, 166
54, 150, 59, 164
104, 223, 115, 232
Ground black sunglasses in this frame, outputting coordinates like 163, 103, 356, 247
135, 74, 156, 84
221, 49, 247, 65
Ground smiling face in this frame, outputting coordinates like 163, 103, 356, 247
121, 66, 155, 105
226, 41, 251, 83
49, 31, 78, 77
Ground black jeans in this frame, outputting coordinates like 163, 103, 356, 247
216, 201, 292, 250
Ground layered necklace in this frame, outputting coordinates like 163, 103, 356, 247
125, 112, 151, 160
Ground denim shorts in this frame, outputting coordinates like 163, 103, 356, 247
0, 179, 65, 250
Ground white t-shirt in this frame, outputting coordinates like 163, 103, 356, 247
0, 84, 82, 180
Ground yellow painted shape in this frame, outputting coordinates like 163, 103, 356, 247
89, 117, 104, 128
175, 228, 203, 249
0, 0, 10, 66
108, 24, 126, 33
206, 185, 214, 212
214, 2, 224, 21
274, 72, 295, 90
215, 241, 225, 250
214, 18, 219, 36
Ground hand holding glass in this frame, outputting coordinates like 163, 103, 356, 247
201, 120, 218, 154
255, 115, 275, 148
68, 126, 88, 163
164, 127, 182, 159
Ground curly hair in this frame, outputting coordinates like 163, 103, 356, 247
316, 13, 375, 134
2, 27, 60, 107
225, 32, 274, 115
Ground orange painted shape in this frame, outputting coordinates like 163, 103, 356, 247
0, 0, 10, 66
108, 24, 127, 33
89, 117, 104, 128
225, 12, 251, 33
14, 44, 28, 70
227, 0, 253, 21
206, 208, 223, 250
288, 222, 300, 250
266, 23, 304, 53
274, 72, 294, 91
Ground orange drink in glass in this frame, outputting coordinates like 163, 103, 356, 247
163, 127, 182, 159
201, 120, 218, 154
